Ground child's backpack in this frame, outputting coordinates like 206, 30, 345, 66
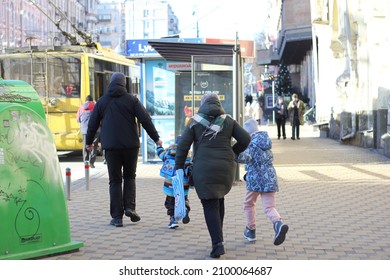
160, 157, 176, 177
160, 147, 177, 178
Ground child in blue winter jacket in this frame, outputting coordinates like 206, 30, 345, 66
241, 118, 289, 245
156, 136, 192, 229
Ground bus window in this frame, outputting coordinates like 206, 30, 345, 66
0, 57, 31, 82
47, 56, 81, 98
0, 55, 81, 98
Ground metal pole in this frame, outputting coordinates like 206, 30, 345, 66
272, 80, 275, 124
84, 161, 90, 190
65, 167, 71, 200
233, 31, 242, 182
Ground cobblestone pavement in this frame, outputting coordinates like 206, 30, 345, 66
45, 124, 390, 260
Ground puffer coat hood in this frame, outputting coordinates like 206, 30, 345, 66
244, 131, 278, 193
84, 100, 95, 110
198, 94, 225, 118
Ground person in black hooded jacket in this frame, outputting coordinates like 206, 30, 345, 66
86, 72, 162, 227
175, 93, 251, 258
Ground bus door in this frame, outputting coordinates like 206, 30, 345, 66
94, 72, 107, 99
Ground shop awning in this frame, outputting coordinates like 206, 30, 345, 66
277, 26, 312, 65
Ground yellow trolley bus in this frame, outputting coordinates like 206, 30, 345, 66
0, 43, 140, 152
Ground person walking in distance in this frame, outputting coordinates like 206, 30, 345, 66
76, 95, 98, 168
241, 118, 289, 245
273, 96, 288, 140
174, 93, 251, 258
86, 72, 162, 227
287, 93, 306, 140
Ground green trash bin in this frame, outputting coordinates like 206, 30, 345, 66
0, 78, 83, 259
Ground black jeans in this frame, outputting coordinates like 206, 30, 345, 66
276, 118, 286, 138
165, 195, 190, 218
201, 198, 225, 245
105, 148, 139, 219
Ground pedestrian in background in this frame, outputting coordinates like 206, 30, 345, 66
251, 99, 263, 125
287, 93, 306, 140
241, 118, 289, 245
86, 72, 162, 227
76, 95, 98, 168
175, 93, 251, 258
156, 136, 192, 229
273, 96, 288, 140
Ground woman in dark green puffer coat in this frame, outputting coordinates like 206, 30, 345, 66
175, 93, 251, 258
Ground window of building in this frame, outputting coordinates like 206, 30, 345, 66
144, 21, 149, 30
2, 1, 6, 23
10, 3, 14, 43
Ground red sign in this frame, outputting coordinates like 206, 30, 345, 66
205, 38, 254, 58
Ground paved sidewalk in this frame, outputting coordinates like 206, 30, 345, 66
46, 124, 390, 260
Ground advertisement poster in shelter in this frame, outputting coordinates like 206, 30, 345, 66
143, 60, 176, 162
143, 60, 233, 162
174, 71, 233, 137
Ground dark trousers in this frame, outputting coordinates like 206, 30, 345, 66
292, 119, 300, 138
276, 118, 286, 138
201, 198, 225, 245
165, 195, 190, 217
105, 148, 139, 219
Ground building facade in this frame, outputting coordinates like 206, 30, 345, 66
1, 0, 178, 53
256, 0, 314, 121
0, 0, 99, 50
259, 0, 390, 156
96, 1, 124, 53
311, 0, 390, 155
124, 0, 179, 40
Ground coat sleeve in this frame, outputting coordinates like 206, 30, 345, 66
287, 101, 293, 110
76, 107, 81, 123
231, 120, 251, 155
86, 103, 101, 145
175, 125, 194, 171
156, 146, 166, 161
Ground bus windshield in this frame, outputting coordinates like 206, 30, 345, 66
0, 54, 81, 98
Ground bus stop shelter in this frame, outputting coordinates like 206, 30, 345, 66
143, 40, 244, 162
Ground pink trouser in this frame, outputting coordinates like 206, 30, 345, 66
243, 190, 281, 230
